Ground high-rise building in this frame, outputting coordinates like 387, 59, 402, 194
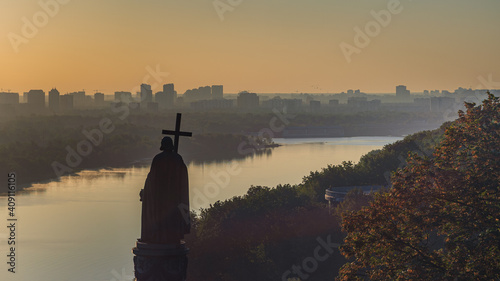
329, 99, 339, 106
69, 91, 86, 107
94, 92, 105, 106
431, 97, 455, 112
282, 99, 303, 111
310, 100, 321, 111
163, 83, 176, 108
414, 98, 431, 111
140, 84, 153, 104
27, 89, 45, 109
0, 92, 19, 105
49, 88, 60, 111
211, 85, 223, 100
60, 94, 74, 111
163, 83, 175, 96
114, 91, 132, 103
155, 91, 166, 109
396, 85, 411, 97
199, 86, 211, 100
190, 99, 233, 110
237, 91, 259, 108
183, 86, 212, 102
347, 97, 368, 105
262, 97, 302, 111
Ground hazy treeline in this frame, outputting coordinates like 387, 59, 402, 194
300, 124, 448, 202
0, 113, 272, 192
0, 110, 442, 192
2, 108, 444, 136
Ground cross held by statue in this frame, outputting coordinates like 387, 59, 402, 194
162, 113, 193, 153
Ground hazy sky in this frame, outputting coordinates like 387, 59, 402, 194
1, 0, 499, 95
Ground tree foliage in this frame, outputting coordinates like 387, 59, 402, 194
187, 185, 344, 281
338, 94, 500, 280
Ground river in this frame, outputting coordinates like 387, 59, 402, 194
0, 136, 402, 281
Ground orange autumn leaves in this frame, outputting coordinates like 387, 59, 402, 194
338, 93, 500, 280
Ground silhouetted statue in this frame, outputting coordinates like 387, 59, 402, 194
140, 136, 190, 244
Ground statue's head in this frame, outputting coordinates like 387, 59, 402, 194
160, 136, 174, 151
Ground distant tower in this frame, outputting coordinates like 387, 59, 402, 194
140, 84, 153, 104
396, 85, 410, 98
237, 91, 259, 108
211, 85, 223, 100
94, 92, 105, 107
0, 92, 19, 105
310, 100, 321, 111
115, 91, 132, 103
69, 91, 86, 108
200, 86, 211, 100
163, 83, 176, 108
60, 94, 74, 111
27, 89, 46, 109
49, 88, 60, 111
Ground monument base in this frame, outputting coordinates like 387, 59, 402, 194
132, 240, 189, 281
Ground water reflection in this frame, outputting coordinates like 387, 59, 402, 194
185, 145, 274, 165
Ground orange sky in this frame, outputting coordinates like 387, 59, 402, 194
1, 0, 499, 95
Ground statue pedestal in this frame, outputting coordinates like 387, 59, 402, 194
132, 240, 189, 281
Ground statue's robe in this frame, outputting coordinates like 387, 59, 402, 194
140, 150, 190, 244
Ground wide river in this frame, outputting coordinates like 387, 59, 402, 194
0, 136, 401, 281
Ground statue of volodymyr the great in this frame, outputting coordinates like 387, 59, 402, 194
140, 136, 190, 244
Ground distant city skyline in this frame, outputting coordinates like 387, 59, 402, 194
1, 84, 498, 97
1, 1, 499, 94
1, 82, 497, 121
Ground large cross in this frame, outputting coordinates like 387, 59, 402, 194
162, 113, 192, 153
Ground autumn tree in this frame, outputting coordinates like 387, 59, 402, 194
338, 93, 500, 280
